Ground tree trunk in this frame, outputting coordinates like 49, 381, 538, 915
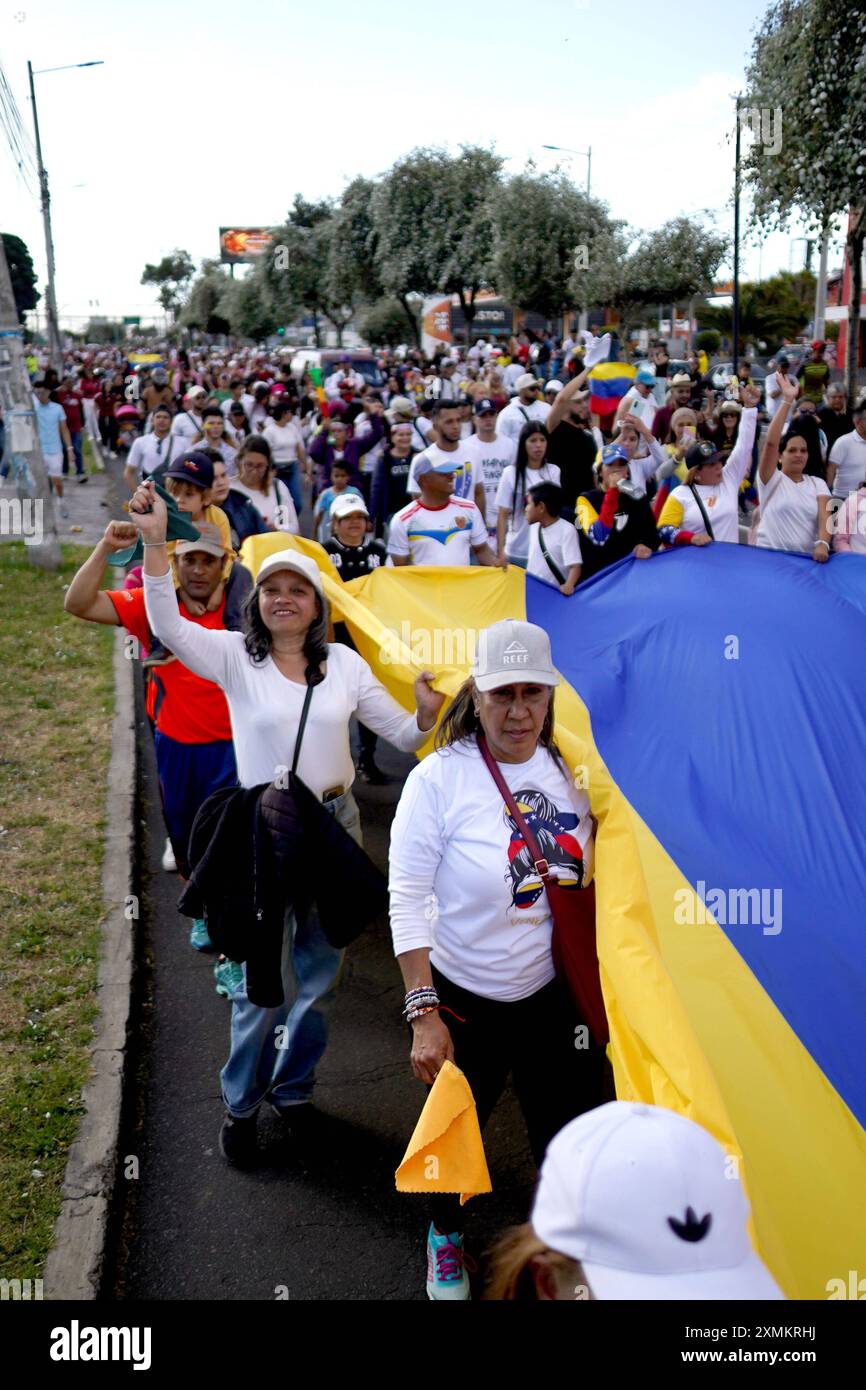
399, 295, 420, 347
845, 207, 865, 405
312, 311, 321, 348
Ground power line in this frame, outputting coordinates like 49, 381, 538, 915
0, 56, 38, 195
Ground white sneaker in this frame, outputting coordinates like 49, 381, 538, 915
161, 838, 177, 872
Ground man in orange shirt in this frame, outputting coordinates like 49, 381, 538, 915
64, 520, 244, 952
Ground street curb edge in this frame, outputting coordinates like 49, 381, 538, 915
43, 628, 136, 1300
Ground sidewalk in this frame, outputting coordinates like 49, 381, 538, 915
109, 701, 537, 1301
0, 439, 128, 548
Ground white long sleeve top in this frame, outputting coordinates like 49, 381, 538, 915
143, 566, 427, 795
389, 738, 594, 1001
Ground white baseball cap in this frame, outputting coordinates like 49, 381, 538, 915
330, 493, 369, 521
255, 549, 323, 596
472, 620, 559, 693
532, 1102, 784, 1301
515, 373, 539, 391
545, 379, 563, 393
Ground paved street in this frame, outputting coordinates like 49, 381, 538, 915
108, 689, 537, 1301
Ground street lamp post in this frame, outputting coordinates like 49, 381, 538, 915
542, 144, 592, 197
27, 59, 103, 372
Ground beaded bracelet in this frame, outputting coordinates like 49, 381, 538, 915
406, 1004, 440, 1024
403, 991, 439, 1019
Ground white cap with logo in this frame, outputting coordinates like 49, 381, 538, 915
472, 620, 560, 692
255, 548, 323, 596
532, 1101, 785, 1301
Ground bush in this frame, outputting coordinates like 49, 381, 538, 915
695, 329, 721, 353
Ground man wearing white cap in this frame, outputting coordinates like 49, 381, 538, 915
171, 385, 209, 445
496, 374, 551, 444
388, 452, 500, 568
487, 1101, 784, 1300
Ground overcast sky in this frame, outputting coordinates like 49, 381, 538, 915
0, 0, 847, 329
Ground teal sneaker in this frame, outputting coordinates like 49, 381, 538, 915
214, 957, 245, 999
425, 1224, 470, 1301
189, 917, 213, 952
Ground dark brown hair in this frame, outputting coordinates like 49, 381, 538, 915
435, 676, 559, 755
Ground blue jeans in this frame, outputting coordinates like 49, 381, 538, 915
220, 789, 362, 1118
276, 461, 304, 517
71, 430, 84, 476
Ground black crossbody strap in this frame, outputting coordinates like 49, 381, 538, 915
688, 483, 715, 541
538, 526, 566, 584
291, 681, 315, 774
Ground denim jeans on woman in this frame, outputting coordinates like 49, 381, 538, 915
220, 789, 362, 1118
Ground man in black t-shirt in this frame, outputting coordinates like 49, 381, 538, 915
323, 494, 389, 783
545, 378, 601, 520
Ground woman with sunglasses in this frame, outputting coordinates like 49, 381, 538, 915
657, 384, 760, 547
495, 423, 560, 567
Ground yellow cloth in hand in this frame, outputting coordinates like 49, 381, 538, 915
395, 1060, 492, 1206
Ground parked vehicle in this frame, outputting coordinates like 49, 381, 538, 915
707, 361, 767, 405
290, 349, 383, 389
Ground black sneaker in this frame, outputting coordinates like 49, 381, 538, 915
219, 1112, 258, 1167
270, 1102, 326, 1149
358, 759, 389, 786
77, 473, 89, 484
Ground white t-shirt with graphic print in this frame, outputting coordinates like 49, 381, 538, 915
389, 739, 594, 1001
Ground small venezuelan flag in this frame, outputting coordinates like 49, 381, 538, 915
588, 361, 637, 418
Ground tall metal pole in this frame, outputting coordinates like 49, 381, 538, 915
586, 146, 591, 198
733, 96, 741, 368
28, 59, 63, 373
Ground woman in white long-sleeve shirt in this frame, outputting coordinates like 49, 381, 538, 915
389, 619, 605, 1301
129, 479, 444, 1167
657, 384, 761, 546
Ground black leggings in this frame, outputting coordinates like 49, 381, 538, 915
428, 964, 607, 1235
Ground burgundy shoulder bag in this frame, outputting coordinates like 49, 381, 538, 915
477, 733, 609, 1046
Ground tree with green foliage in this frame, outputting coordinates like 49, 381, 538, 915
1, 233, 40, 323
494, 168, 620, 326
329, 177, 384, 309
216, 274, 277, 342
372, 148, 461, 344
357, 297, 420, 348
180, 259, 232, 335
141, 249, 196, 319
697, 270, 816, 348
743, 0, 866, 398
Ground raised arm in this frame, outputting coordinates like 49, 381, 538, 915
64, 522, 140, 624
128, 480, 239, 686
759, 376, 799, 484
722, 385, 761, 487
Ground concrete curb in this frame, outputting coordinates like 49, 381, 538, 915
43, 628, 137, 1299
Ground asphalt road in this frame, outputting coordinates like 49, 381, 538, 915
109, 692, 538, 1302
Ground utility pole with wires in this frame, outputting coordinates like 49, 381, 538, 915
0, 237, 61, 569
27, 60, 63, 372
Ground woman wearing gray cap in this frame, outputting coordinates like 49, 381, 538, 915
389, 619, 605, 1300
128, 478, 444, 1166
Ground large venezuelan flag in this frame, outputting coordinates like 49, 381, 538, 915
240, 533, 866, 1299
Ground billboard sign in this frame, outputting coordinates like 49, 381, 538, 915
219, 227, 274, 264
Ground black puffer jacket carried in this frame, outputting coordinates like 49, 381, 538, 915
179, 776, 387, 1007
